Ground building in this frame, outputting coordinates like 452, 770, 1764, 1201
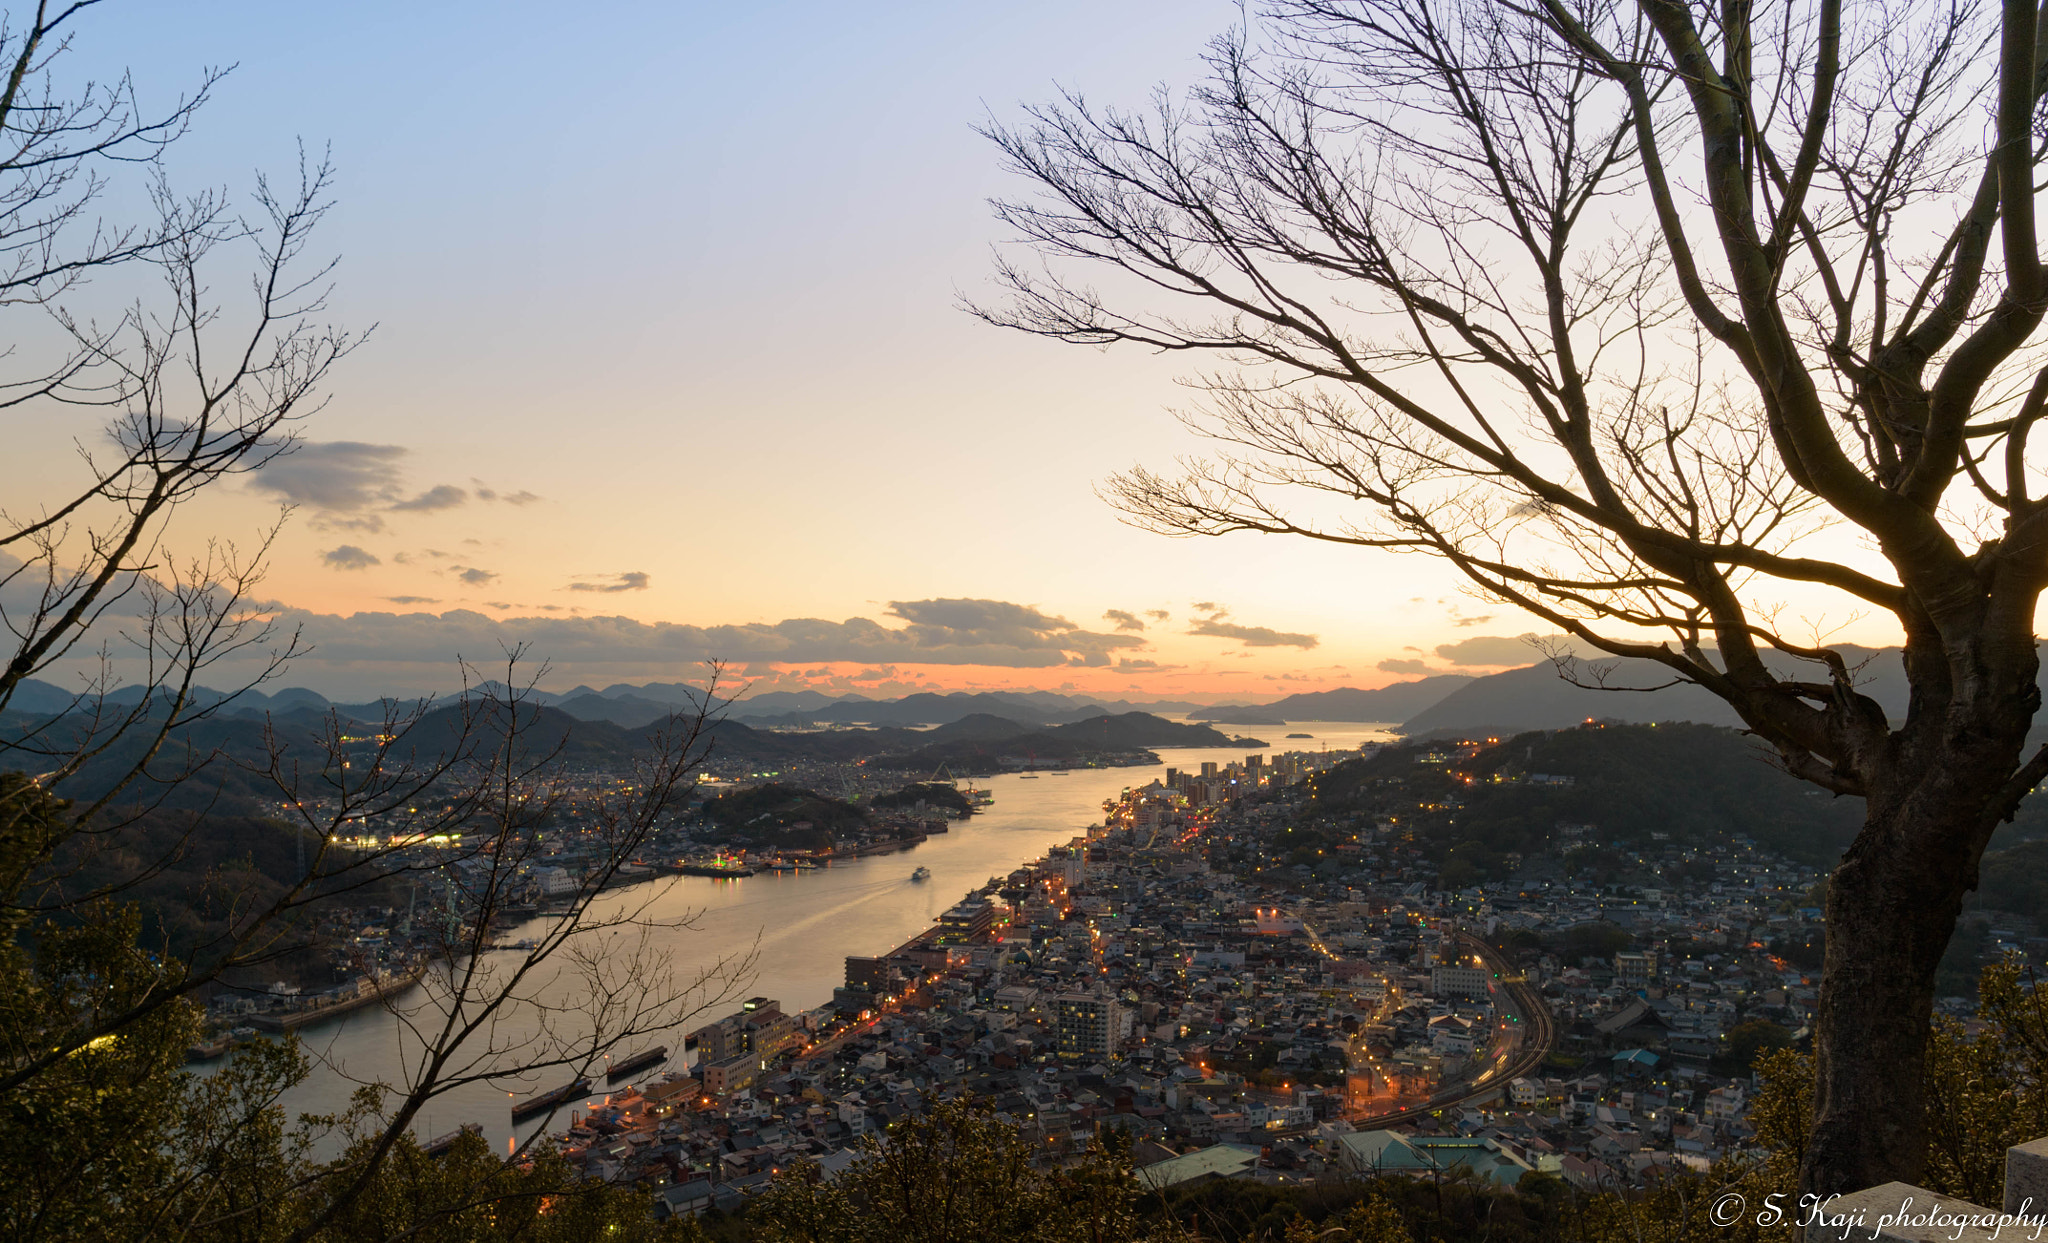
1430, 963, 1491, 998
1614, 951, 1657, 989
690, 997, 800, 1070
938, 897, 995, 941
699, 1054, 758, 1096
1055, 992, 1123, 1060
1136, 1143, 1260, 1190
844, 957, 894, 992
1336, 1131, 1534, 1186
531, 866, 578, 898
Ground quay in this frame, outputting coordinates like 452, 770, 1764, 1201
246, 964, 425, 1034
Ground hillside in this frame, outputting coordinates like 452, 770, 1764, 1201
1311, 722, 1864, 876
698, 782, 867, 851
1397, 647, 1914, 736
1187, 706, 1288, 726
1044, 712, 1245, 748
1259, 676, 1479, 722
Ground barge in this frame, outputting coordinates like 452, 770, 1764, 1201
606, 1046, 668, 1081
510, 1077, 591, 1120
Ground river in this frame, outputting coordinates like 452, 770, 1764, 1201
256, 723, 1395, 1154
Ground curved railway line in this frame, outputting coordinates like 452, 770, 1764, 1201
1346, 931, 1557, 1132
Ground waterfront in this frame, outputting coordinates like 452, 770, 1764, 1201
265, 725, 1394, 1153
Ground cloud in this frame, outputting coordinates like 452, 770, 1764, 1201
881, 598, 1143, 667
1191, 601, 1219, 613
1116, 658, 1181, 672
1451, 614, 1494, 628
1144, 609, 1170, 621
455, 567, 498, 586
252, 441, 406, 512
249, 441, 478, 528
472, 481, 543, 505
320, 545, 381, 571
391, 484, 469, 512
569, 572, 651, 594
1188, 617, 1320, 649
1377, 657, 1432, 675
384, 595, 439, 605
222, 596, 1146, 676
1433, 634, 1551, 666
1102, 609, 1145, 632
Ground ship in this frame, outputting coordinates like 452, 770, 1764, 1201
423, 1122, 481, 1157
606, 1045, 669, 1081
910, 866, 931, 882
678, 852, 756, 878
510, 1076, 591, 1119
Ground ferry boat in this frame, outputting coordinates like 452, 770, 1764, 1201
910, 866, 931, 882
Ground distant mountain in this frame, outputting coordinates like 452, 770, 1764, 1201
1043, 712, 1242, 749
555, 692, 692, 729
5, 678, 89, 715
789, 692, 1110, 728
924, 713, 1037, 743
1240, 677, 1479, 723
1186, 706, 1288, 726
1397, 647, 1912, 736
871, 711, 1245, 776
719, 688, 861, 714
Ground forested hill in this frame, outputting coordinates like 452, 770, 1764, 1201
0, 701, 1245, 812
1311, 722, 1866, 877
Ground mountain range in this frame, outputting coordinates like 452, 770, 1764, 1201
1, 644, 1958, 743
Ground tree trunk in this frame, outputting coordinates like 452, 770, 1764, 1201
1802, 653, 2039, 1196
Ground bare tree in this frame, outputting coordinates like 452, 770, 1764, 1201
0, 7, 749, 1237
253, 656, 752, 1243
980, 0, 2048, 1196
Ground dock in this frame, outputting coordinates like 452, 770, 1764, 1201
246, 964, 425, 1033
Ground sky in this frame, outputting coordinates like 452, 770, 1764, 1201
0, 1, 1904, 702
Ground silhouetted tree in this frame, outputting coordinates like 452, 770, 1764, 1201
982, 0, 2048, 1197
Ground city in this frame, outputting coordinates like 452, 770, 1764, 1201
339, 727, 1841, 1224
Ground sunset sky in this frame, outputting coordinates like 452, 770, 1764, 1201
0, 1, 1907, 700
